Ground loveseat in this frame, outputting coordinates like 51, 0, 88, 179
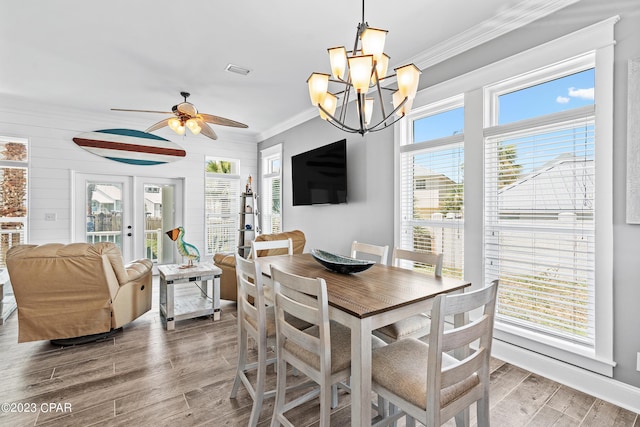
6, 242, 152, 343
212, 230, 306, 302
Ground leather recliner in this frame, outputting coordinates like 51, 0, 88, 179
212, 230, 306, 302
6, 242, 152, 343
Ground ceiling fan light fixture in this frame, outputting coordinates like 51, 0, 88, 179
186, 118, 202, 135
168, 117, 185, 135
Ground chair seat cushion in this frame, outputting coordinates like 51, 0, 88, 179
285, 321, 352, 373
375, 314, 431, 341
372, 338, 479, 409
284, 322, 386, 374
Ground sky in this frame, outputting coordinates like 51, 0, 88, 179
411, 68, 595, 180
413, 68, 595, 142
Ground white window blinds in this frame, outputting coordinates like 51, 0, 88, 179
205, 175, 239, 255
399, 136, 464, 279
484, 107, 595, 345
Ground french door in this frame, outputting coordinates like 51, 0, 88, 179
73, 173, 183, 264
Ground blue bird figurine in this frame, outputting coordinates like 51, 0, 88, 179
166, 226, 200, 268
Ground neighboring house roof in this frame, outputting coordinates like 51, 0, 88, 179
498, 154, 594, 212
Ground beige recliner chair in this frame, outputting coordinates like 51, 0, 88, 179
6, 242, 152, 343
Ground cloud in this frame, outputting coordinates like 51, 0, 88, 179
556, 96, 570, 104
568, 87, 594, 100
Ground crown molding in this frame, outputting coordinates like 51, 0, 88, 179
407, 0, 581, 71
258, 0, 581, 142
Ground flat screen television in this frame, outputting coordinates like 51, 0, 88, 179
292, 139, 347, 206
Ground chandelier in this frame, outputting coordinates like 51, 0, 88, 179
307, 0, 421, 135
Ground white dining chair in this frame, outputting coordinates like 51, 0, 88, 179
250, 238, 293, 259
373, 248, 444, 343
229, 254, 276, 427
270, 266, 353, 427
351, 240, 389, 265
371, 280, 499, 427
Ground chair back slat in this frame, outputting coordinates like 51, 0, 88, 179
351, 241, 389, 265
391, 247, 443, 277
250, 238, 293, 259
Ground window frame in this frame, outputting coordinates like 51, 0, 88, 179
204, 156, 241, 256
0, 135, 28, 267
261, 144, 283, 235
395, 16, 617, 375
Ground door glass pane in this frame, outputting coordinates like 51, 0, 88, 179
86, 182, 123, 249
144, 184, 162, 263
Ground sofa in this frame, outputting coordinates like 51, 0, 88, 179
213, 230, 306, 302
6, 242, 152, 343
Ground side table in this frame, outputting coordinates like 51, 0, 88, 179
0, 268, 17, 326
158, 262, 222, 330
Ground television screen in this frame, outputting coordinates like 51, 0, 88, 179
292, 139, 347, 206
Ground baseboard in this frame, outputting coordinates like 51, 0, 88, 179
492, 339, 640, 414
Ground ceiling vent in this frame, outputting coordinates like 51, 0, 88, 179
225, 64, 251, 76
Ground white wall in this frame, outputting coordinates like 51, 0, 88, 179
0, 97, 258, 259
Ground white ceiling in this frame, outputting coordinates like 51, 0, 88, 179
0, 0, 573, 141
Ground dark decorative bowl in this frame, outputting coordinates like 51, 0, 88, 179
310, 249, 376, 274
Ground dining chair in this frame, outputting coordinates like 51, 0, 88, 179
270, 266, 354, 427
229, 254, 276, 427
250, 237, 294, 259
371, 280, 499, 427
373, 248, 444, 343
351, 240, 389, 265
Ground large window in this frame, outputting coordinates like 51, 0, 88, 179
485, 56, 601, 357
205, 158, 240, 255
396, 18, 616, 375
0, 136, 28, 267
261, 145, 282, 234
399, 98, 464, 279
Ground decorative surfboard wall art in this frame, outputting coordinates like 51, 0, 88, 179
72, 129, 186, 165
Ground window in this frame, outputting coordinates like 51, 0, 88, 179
484, 53, 608, 368
261, 145, 282, 234
399, 98, 464, 279
396, 17, 616, 375
205, 158, 240, 255
0, 136, 28, 267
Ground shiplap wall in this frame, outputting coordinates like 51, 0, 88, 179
0, 97, 258, 260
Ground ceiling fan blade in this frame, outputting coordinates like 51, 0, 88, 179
145, 118, 172, 132
111, 108, 173, 114
199, 113, 248, 128
198, 121, 218, 140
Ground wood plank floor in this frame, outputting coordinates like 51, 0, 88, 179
0, 278, 638, 427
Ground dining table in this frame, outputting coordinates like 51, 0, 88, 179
253, 252, 472, 426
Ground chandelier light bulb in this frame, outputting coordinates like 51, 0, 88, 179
348, 55, 374, 93
328, 47, 347, 80
319, 93, 338, 121
372, 53, 390, 85
396, 63, 422, 100
361, 27, 388, 62
307, 73, 330, 106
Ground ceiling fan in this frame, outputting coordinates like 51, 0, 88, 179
111, 91, 248, 141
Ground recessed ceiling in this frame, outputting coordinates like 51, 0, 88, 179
0, 0, 574, 141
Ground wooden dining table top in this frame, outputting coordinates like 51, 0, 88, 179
253, 253, 471, 319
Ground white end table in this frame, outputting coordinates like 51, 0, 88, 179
0, 268, 16, 326
158, 262, 222, 330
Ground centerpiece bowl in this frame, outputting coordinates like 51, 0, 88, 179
310, 249, 375, 274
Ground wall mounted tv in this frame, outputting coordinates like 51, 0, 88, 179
292, 139, 347, 206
